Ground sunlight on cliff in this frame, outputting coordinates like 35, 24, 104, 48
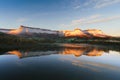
6, 25, 108, 38
8, 26, 23, 35
85, 29, 108, 37
62, 28, 107, 38
63, 28, 88, 37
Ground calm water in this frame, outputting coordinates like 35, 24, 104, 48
0, 44, 120, 80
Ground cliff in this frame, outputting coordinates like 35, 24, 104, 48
62, 28, 89, 38
62, 28, 108, 38
8, 25, 59, 35
0, 25, 109, 38
84, 29, 107, 37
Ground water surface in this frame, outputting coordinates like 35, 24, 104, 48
0, 44, 120, 80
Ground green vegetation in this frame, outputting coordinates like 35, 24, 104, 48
0, 32, 36, 45
0, 32, 120, 54
0, 32, 55, 46
56, 37, 120, 45
0, 32, 120, 48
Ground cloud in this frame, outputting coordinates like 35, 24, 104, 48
94, 0, 120, 8
74, 5, 81, 9
17, 18, 28, 22
61, 14, 120, 27
73, 0, 120, 9
85, 16, 120, 24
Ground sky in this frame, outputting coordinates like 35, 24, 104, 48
0, 0, 120, 36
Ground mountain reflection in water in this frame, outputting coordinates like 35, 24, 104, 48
6, 44, 109, 58
0, 44, 120, 80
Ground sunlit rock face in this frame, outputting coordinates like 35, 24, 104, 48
0, 25, 109, 38
61, 28, 108, 38
8, 25, 59, 35
62, 28, 89, 38
84, 29, 107, 37
8, 26, 24, 35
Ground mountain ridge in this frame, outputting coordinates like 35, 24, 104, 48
0, 25, 110, 38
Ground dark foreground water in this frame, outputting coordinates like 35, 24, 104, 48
0, 44, 120, 80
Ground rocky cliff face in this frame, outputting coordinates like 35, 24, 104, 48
84, 29, 107, 37
62, 28, 89, 38
8, 26, 24, 35
8, 25, 59, 35
0, 25, 109, 38
7, 25, 60, 38
62, 28, 108, 38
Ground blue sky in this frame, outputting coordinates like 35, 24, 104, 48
0, 0, 120, 36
